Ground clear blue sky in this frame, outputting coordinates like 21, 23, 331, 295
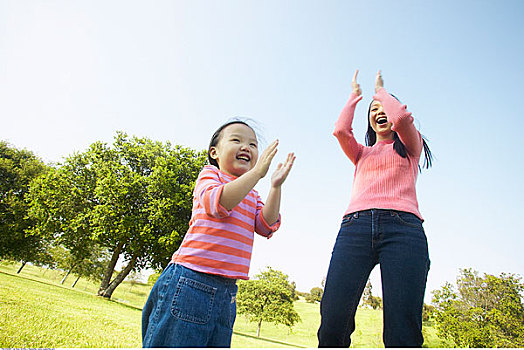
1, 0, 523, 301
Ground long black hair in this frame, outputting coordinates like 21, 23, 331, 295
207, 119, 254, 169
365, 97, 433, 171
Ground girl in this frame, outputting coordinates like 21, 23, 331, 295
318, 70, 433, 347
142, 120, 295, 348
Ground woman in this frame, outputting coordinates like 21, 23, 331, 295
318, 70, 433, 347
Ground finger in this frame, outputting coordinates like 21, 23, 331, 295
283, 153, 295, 171
265, 145, 278, 163
262, 140, 279, 158
352, 69, 359, 83
286, 152, 295, 165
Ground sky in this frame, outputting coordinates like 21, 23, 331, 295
1, 0, 523, 302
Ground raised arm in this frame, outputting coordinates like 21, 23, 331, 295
373, 71, 423, 157
333, 69, 364, 164
261, 152, 295, 226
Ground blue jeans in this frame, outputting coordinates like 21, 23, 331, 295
142, 263, 238, 348
318, 209, 430, 348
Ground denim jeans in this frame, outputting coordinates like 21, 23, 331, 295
318, 209, 430, 348
142, 263, 238, 348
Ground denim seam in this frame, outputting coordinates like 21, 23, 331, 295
344, 266, 372, 342
391, 212, 421, 229
145, 264, 174, 346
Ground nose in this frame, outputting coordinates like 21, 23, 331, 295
240, 143, 250, 152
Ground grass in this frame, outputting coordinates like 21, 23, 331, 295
0, 260, 152, 309
0, 271, 142, 347
0, 260, 445, 348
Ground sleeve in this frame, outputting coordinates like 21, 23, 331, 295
254, 193, 280, 238
373, 87, 423, 157
333, 92, 365, 164
194, 166, 232, 218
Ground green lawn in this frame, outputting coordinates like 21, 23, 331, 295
0, 261, 445, 348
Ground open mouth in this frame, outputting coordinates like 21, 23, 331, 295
376, 116, 388, 125
236, 154, 251, 162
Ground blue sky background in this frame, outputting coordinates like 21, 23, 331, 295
1, 0, 523, 301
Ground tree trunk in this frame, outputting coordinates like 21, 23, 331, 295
71, 275, 81, 288
257, 319, 262, 337
61, 269, 72, 285
98, 255, 137, 299
17, 261, 26, 274
98, 241, 124, 295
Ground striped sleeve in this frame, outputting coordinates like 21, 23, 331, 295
254, 191, 281, 237
195, 166, 232, 219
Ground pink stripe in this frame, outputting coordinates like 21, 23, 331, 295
192, 208, 255, 232
177, 262, 248, 280
184, 232, 253, 252
191, 219, 254, 239
178, 247, 250, 266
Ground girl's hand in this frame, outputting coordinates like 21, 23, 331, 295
352, 69, 362, 96
271, 152, 296, 188
253, 140, 279, 179
375, 70, 384, 93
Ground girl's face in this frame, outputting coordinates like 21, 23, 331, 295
369, 101, 394, 140
209, 123, 258, 177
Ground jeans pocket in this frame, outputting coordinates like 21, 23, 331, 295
171, 276, 217, 324
391, 211, 422, 229
341, 213, 358, 227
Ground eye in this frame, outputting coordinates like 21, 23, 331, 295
250, 143, 258, 148
231, 138, 240, 143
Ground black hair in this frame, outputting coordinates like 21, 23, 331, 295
365, 97, 433, 171
207, 120, 255, 168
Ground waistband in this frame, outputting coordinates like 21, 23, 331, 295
173, 263, 238, 285
343, 209, 418, 219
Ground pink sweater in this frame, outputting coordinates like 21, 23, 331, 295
172, 165, 280, 279
333, 87, 424, 220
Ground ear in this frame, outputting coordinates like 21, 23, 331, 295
209, 146, 219, 160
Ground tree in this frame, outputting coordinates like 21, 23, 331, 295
27, 132, 206, 299
147, 271, 161, 286
47, 243, 110, 287
432, 268, 524, 347
0, 141, 50, 270
237, 267, 301, 337
362, 280, 382, 310
305, 287, 323, 303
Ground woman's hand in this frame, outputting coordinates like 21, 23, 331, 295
352, 69, 362, 96
270, 152, 295, 188
375, 70, 384, 93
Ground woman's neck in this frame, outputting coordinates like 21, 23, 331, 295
376, 133, 394, 142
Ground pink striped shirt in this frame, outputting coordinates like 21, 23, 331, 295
172, 165, 280, 279
334, 87, 424, 220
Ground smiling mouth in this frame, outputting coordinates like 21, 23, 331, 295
376, 116, 388, 125
236, 154, 251, 162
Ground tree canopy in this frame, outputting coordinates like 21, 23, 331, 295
432, 268, 524, 347
237, 267, 301, 337
0, 141, 50, 268
26, 132, 207, 298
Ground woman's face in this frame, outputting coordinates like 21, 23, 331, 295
369, 101, 393, 139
